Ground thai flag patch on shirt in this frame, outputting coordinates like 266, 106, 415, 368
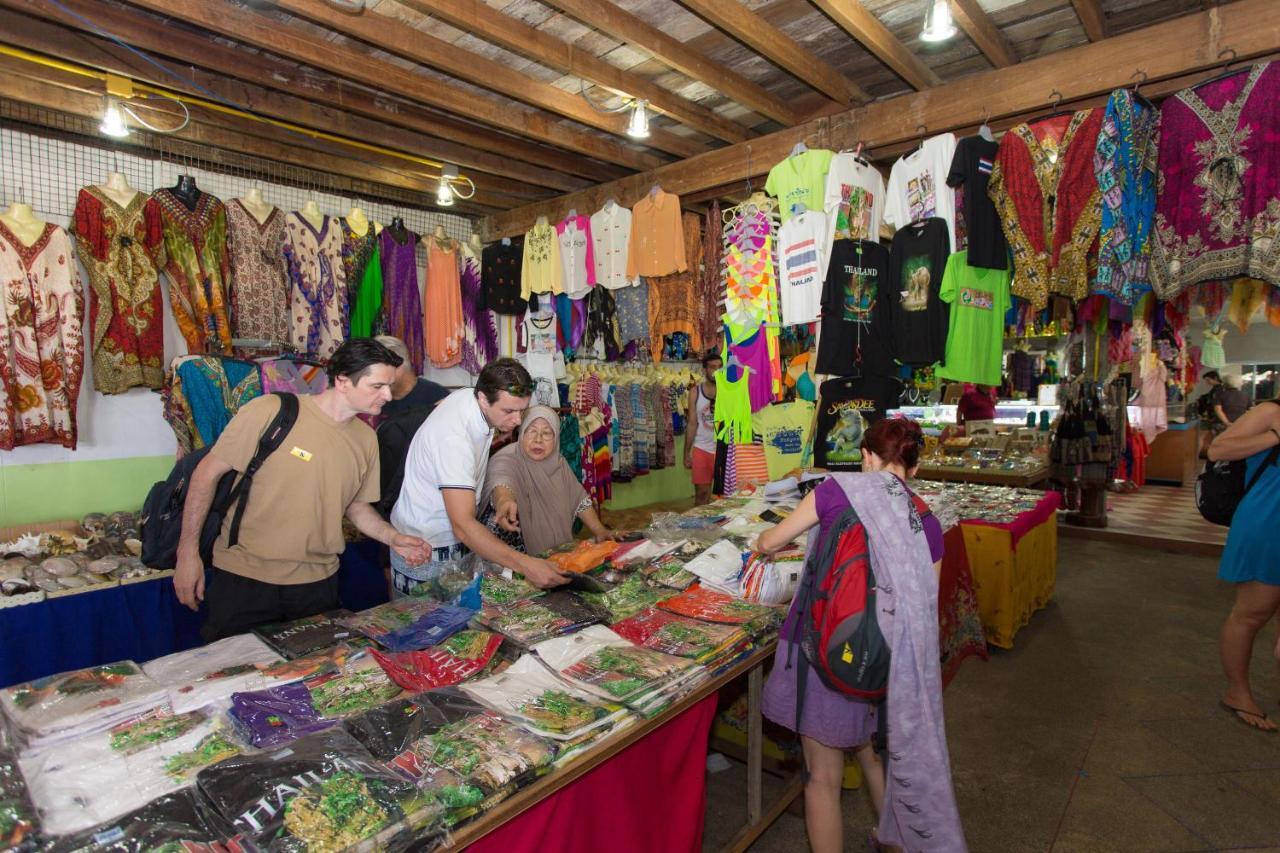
978, 157, 994, 176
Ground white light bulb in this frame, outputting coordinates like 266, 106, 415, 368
627, 100, 651, 139
100, 98, 130, 138
921, 0, 956, 42
436, 177, 454, 207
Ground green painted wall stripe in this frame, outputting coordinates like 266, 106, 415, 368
0, 456, 173, 526
603, 435, 695, 510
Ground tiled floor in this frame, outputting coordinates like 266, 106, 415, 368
1061, 484, 1228, 557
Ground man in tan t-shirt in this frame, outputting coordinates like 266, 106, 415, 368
174, 338, 430, 640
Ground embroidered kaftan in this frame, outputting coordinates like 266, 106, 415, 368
1150, 63, 1280, 298
1093, 90, 1159, 304
283, 213, 346, 359
225, 200, 288, 344
341, 219, 382, 339
0, 222, 85, 450
423, 237, 463, 369
380, 228, 424, 375
152, 189, 232, 353
459, 242, 496, 375
647, 212, 703, 361
72, 187, 166, 393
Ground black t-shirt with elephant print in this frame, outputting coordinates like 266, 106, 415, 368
886, 217, 950, 367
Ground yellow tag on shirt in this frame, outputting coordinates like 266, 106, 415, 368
290, 446, 313, 462
841, 643, 854, 664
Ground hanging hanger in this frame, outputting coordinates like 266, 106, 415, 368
1031, 89, 1074, 124
978, 108, 995, 142
790, 140, 808, 157
1199, 48, 1248, 88
912, 124, 927, 155
1129, 70, 1155, 109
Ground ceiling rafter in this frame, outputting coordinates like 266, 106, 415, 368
1070, 0, 1109, 41
479, 0, 1278, 236
949, 0, 1020, 67
278, 0, 705, 160
807, 0, 943, 90
0, 1, 590, 196
673, 0, 867, 105
115, 0, 666, 172
538, 0, 802, 126
398, 0, 750, 144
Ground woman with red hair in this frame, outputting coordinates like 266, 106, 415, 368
755, 417, 965, 852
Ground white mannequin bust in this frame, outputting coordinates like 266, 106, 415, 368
299, 199, 324, 230
0, 203, 47, 246
97, 172, 140, 208
345, 206, 382, 237
237, 187, 276, 225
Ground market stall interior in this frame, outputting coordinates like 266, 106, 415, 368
3, 0, 1280, 849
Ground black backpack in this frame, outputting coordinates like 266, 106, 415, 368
1196, 402, 1280, 526
140, 393, 299, 568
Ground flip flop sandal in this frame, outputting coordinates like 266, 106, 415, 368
1221, 701, 1278, 732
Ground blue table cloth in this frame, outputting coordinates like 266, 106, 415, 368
0, 542, 389, 688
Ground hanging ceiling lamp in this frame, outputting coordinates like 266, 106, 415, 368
626, 100, 651, 139
100, 97, 130, 138
435, 164, 475, 208
920, 0, 957, 42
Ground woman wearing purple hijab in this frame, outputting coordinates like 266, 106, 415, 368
756, 418, 965, 852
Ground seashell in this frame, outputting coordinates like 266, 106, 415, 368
85, 540, 115, 560
35, 577, 62, 592
41, 557, 80, 577
124, 538, 142, 557
0, 558, 27, 581
74, 536, 93, 551
81, 513, 108, 534
85, 572, 112, 584
87, 557, 122, 574
57, 575, 88, 588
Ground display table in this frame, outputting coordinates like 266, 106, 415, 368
938, 525, 990, 683
958, 492, 1062, 649
0, 541, 389, 688
1145, 421, 1200, 485
916, 463, 1051, 488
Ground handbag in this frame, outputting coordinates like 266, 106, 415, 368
1196, 442, 1280, 526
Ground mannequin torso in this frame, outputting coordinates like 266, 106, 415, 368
170, 176, 202, 211
344, 207, 382, 237
97, 172, 141, 209
0, 203, 48, 246
236, 188, 276, 225
300, 200, 325, 230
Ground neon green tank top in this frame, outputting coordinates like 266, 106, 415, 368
715, 367, 754, 444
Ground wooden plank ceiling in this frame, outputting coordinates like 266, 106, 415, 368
0, 0, 1221, 215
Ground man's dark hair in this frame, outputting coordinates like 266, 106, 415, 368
475, 357, 533, 404
702, 349, 723, 368
1203, 370, 1222, 382
327, 338, 403, 387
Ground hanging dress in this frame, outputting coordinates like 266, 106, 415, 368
648, 212, 703, 361
424, 237, 463, 369
225, 200, 289, 344
460, 242, 496, 374
988, 108, 1104, 309
379, 227, 424, 375
341, 219, 383, 339
283, 213, 346, 359
152, 188, 233, 353
1201, 327, 1227, 369
1092, 89, 1159, 305
0, 221, 85, 450
1150, 62, 1280, 298
72, 187, 166, 393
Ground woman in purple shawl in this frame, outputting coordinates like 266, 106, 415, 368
756, 418, 965, 852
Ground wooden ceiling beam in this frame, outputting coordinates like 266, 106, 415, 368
0, 66, 500, 215
480, 0, 1279, 237
0, 7, 574, 203
399, 0, 750, 144
116, 0, 664, 171
807, 0, 943, 90
278, 0, 702, 160
949, 0, 1020, 67
539, 0, 802, 126
673, 0, 868, 105
1070, 0, 1109, 41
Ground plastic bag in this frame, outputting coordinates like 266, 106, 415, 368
369, 631, 503, 692
642, 554, 697, 591
533, 626, 698, 709
577, 574, 668, 623
473, 590, 601, 647
340, 601, 475, 652
643, 513, 724, 544
681, 540, 747, 594
252, 610, 356, 660
460, 656, 628, 741
739, 547, 804, 606
658, 584, 785, 633
42, 788, 243, 853
196, 728, 430, 852
142, 633, 283, 714
612, 607, 750, 663
0, 742, 37, 851
230, 681, 337, 749
478, 572, 543, 606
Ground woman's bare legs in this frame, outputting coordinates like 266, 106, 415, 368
1221, 580, 1280, 731
801, 736, 846, 853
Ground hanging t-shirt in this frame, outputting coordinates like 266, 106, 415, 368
885, 217, 951, 367
824, 153, 886, 241
814, 376, 900, 470
765, 149, 835, 224
482, 239, 527, 315
937, 251, 1012, 386
776, 209, 830, 325
947, 136, 1008, 270
752, 401, 815, 480
884, 133, 958, 247
815, 239, 894, 378
523, 311, 560, 407
557, 214, 596, 298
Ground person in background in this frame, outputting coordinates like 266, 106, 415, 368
391, 358, 569, 597
754, 418, 962, 853
375, 334, 449, 420
956, 383, 996, 427
482, 405, 614, 554
174, 338, 430, 639
1208, 394, 1280, 732
683, 350, 721, 505
1213, 373, 1250, 429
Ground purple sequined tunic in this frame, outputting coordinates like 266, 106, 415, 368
460, 245, 496, 374
1151, 62, 1280, 298
379, 228, 424, 375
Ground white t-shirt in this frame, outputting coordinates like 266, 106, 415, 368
590, 202, 638, 290
558, 215, 594, 298
884, 133, 958, 246
776, 209, 830, 325
391, 388, 495, 547
824, 153, 886, 241
523, 311, 560, 408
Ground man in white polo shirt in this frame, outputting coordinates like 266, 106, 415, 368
390, 358, 569, 595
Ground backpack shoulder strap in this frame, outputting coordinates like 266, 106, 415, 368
225, 393, 300, 548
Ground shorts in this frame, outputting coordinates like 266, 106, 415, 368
390, 543, 469, 598
691, 447, 715, 486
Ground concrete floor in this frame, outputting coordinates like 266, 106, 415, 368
701, 537, 1280, 852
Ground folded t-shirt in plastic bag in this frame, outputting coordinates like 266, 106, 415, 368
341, 600, 476, 652
460, 655, 627, 741
533, 625, 696, 707
474, 590, 602, 648
196, 728, 431, 852
230, 681, 337, 749
142, 633, 283, 714
576, 575, 668, 624
611, 607, 749, 663
252, 610, 355, 660
370, 631, 502, 692
41, 788, 243, 853
478, 573, 543, 606
642, 554, 698, 591
658, 584, 785, 634
681, 540, 746, 593
0, 742, 37, 850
